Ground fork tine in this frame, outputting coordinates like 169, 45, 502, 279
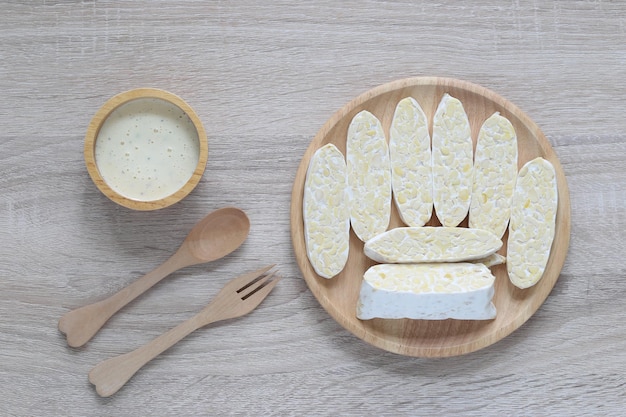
241, 275, 281, 307
239, 271, 277, 298
223, 265, 275, 292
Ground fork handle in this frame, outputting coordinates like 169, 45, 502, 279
88, 311, 219, 397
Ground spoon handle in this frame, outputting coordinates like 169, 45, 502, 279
88, 312, 211, 397
58, 251, 193, 347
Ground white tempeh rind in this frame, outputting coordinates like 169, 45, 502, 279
346, 110, 392, 242
431, 93, 473, 227
507, 157, 558, 289
389, 97, 433, 227
469, 112, 518, 238
356, 263, 497, 320
303, 144, 350, 279
363, 226, 502, 263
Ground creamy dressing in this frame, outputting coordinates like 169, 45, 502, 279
95, 98, 200, 201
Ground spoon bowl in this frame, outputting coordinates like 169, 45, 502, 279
58, 207, 250, 348
182, 207, 250, 263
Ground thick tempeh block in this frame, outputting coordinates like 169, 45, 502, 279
357, 263, 497, 320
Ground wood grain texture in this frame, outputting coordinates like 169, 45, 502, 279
1, 1, 626, 415
290, 77, 571, 357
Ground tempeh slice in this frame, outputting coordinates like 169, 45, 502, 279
389, 97, 433, 226
471, 253, 506, 268
356, 263, 497, 320
469, 112, 518, 238
363, 226, 502, 263
507, 157, 558, 289
303, 144, 350, 279
431, 93, 473, 227
346, 110, 392, 242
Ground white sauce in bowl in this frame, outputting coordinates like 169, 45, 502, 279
94, 98, 200, 202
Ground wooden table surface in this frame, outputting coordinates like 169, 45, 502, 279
2, 1, 625, 415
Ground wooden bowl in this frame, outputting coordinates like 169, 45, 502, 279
84, 88, 208, 210
290, 77, 571, 357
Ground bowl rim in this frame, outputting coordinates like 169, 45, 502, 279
84, 88, 208, 211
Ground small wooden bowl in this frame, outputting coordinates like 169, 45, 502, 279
84, 88, 208, 210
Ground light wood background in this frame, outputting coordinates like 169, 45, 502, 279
1, 1, 625, 415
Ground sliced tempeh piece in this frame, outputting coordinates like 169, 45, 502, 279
431, 93, 473, 227
471, 253, 506, 268
389, 97, 433, 226
507, 157, 558, 289
303, 144, 350, 279
346, 110, 392, 242
356, 263, 496, 320
469, 112, 518, 238
363, 226, 502, 263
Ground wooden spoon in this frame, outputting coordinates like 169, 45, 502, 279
58, 207, 250, 348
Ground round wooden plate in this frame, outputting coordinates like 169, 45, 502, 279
290, 77, 571, 357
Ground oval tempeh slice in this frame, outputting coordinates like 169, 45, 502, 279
431, 93, 473, 227
469, 112, 518, 238
507, 157, 558, 289
389, 97, 433, 227
356, 263, 497, 320
303, 144, 350, 279
346, 110, 391, 242
363, 226, 502, 263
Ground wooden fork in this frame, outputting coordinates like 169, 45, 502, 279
88, 265, 280, 397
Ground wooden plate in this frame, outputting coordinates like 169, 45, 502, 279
290, 77, 571, 357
